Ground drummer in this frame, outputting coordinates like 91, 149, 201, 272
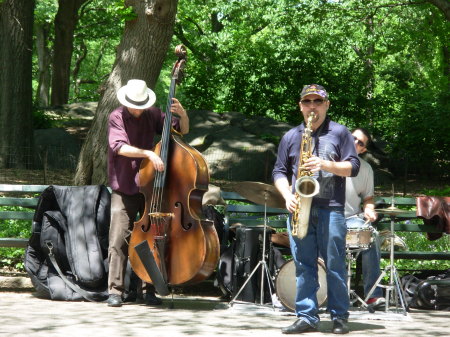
345, 128, 384, 309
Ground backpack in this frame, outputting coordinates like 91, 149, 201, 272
24, 185, 110, 301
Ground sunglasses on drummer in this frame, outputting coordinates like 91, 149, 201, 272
300, 98, 326, 106
353, 136, 365, 147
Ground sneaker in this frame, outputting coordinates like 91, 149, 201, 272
367, 297, 386, 310
144, 292, 162, 306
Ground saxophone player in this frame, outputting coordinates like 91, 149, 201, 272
273, 84, 360, 334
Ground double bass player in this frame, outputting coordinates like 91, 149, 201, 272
107, 79, 188, 307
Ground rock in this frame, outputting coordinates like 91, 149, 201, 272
33, 128, 81, 170
0, 275, 33, 291
38, 103, 295, 182
183, 110, 292, 182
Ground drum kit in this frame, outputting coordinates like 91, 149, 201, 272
227, 181, 409, 315
228, 181, 327, 310
346, 202, 410, 314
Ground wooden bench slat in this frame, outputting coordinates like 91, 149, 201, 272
0, 197, 39, 208
0, 238, 28, 248
0, 211, 34, 221
0, 184, 48, 193
375, 197, 417, 205
226, 204, 289, 214
376, 222, 441, 233
380, 251, 450, 260
227, 218, 287, 228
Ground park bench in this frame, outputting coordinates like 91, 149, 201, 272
1, 184, 449, 262
221, 191, 450, 261
0, 184, 48, 248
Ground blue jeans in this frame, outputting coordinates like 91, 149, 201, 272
345, 216, 383, 298
288, 206, 349, 327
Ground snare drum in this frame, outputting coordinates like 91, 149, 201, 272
275, 259, 327, 312
346, 228, 373, 249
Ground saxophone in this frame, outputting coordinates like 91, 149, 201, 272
291, 111, 320, 239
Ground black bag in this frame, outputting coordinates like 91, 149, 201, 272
402, 270, 450, 310
24, 185, 111, 301
216, 226, 285, 303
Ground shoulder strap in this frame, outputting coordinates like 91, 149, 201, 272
46, 245, 98, 302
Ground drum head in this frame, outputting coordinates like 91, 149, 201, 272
275, 259, 327, 312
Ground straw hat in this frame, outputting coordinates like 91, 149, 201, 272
117, 79, 156, 109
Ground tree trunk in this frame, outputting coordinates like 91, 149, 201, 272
35, 22, 52, 107
50, 0, 87, 106
0, 0, 36, 169
74, 0, 179, 185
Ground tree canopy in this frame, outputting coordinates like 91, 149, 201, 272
1, 0, 448, 181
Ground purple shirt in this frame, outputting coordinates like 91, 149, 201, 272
272, 117, 360, 208
108, 106, 180, 195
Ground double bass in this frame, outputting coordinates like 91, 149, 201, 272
128, 45, 219, 289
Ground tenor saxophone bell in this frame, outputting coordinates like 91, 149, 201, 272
295, 175, 320, 199
291, 111, 319, 239
292, 176, 320, 239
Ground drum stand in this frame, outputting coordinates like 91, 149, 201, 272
229, 191, 275, 307
364, 214, 408, 315
346, 247, 370, 310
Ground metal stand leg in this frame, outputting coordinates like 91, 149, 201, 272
364, 215, 408, 315
229, 193, 275, 308
347, 248, 370, 310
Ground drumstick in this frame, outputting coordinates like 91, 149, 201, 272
363, 219, 370, 226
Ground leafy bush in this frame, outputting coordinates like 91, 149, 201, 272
421, 186, 450, 197
0, 206, 33, 271
383, 232, 450, 274
33, 108, 55, 129
0, 248, 26, 270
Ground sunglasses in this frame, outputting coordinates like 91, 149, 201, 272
353, 136, 365, 147
300, 98, 326, 106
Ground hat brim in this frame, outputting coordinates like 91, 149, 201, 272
117, 85, 156, 109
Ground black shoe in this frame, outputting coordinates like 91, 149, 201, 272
332, 319, 349, 334
281, 319, 317, 334
145, 292, 162, 306
107, 294, 123, 307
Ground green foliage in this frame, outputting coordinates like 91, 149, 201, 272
32, 108, 56, 129
109, 1, 137, 22
0, 206, 33, 271
179, 0, 447, 177
70, 0, 125, 101
421, 186, 450, 197
0, 248, 26, 270
0, 209, 33, 239
34, 0, 57, 25
381, 232, 450, 273
28, 0, 449, 179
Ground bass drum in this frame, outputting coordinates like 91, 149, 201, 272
275, 259, 327, 312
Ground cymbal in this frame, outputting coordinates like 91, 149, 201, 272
375, 206, 413, 216
232, 181, 285, 208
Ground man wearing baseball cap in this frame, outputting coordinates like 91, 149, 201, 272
107, 79, 188, 307
273, 84, 360, 334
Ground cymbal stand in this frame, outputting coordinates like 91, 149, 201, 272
229, 191, 275, 307
364, 204, 408, 315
